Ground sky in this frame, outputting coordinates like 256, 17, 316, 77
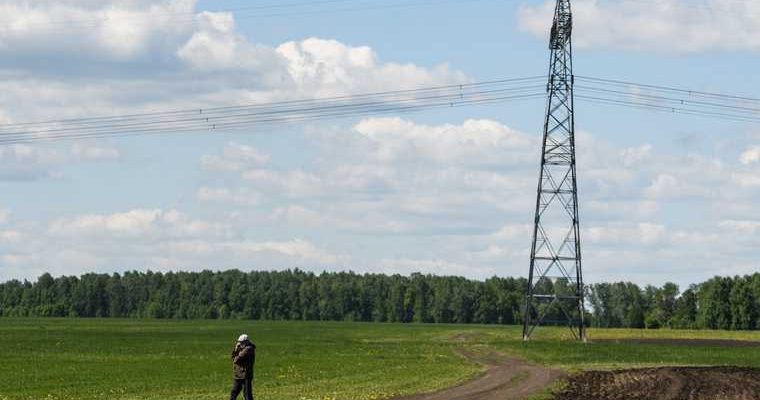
0, 0, 758, 289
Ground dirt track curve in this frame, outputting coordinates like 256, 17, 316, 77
395, 350, 564, 400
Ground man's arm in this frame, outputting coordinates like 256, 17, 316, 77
233, 345, 251, 364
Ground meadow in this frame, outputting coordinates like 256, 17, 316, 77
4, 319, 760, 400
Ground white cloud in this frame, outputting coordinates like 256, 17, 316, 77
276, 38, 468, 96
719, 219, 760, 234
585, 199, 659, 220
199, 117, 538, 235
518, 0, 760, 53
271, 204, 413, 234
620, 144, 653, 167
47, 208, 231, 240
352, 117, 533, 164
377, 258, 495, 278
0, 230, 20, 243
0, 142, 121, 181
201, 142, 270, 172
226, 239, 344, 265
71, 142, 120, 161
197, 187, 260, 206
740, 146, 760, 165
243, 169, 323, 198
0, 0, 196, 62
1, 2, 758, 287
0, 1, 470, 127
197, 115, 760, 287
645, 173, 679, 199
644, 171, 716, 200
0, 207, 346, 281
0, 144, 64, 180
586, 223, 667, 246
177, 11, 285, 77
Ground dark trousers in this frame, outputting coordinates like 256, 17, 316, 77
230, 378, 253, 400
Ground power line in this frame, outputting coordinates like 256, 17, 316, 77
2, 74, 758, 145
575, 75, 760, 104
575, 86, 760, 114
0, 76, 544, 129
0, 78, 547, 145
575, 94, 760, 124
0, 94, 546, 145
573, 74, 760, 123
0, 88, 545, 141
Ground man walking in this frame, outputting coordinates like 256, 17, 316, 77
230, 334, 256, 400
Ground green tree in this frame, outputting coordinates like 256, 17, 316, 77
729, 276, 754, 330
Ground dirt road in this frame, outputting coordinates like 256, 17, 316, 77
396, 350, 563, 400
397, 337, 760, 400
554, 366, 760, 400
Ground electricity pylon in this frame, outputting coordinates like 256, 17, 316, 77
522, 0, 585, 341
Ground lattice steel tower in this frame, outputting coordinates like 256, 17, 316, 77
523, 0, 585, 341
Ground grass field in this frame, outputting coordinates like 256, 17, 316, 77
4, 319, 760, 400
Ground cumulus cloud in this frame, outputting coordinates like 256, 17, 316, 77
0, 144, 65, 180
0, 207, 346, 281
47, 208, 230, 240
0, 143, 121, 181
243, 169, 323, 199
275, 38, 468, 96
193, 114, 760, 287
0, 1, 469, 127
71, 142, 120, 161
1, 2, 758, 287
197, 187, 260, 206
377, 258, 495, 278
719, 220, 760, 234
227, 239, 344, 265
271, 204, 413, 235
0, 0, 196, 64
0, 230, 21, 243
620, 144, 653, 167
203, 117, 538, 230
351, 117, 532, 164
518, 0, 760, 53
740, 146, 760, 165
201, 142, 270, 172
586, 223, 667, 246
0, 209, 10, 224
177, 11, 285, 80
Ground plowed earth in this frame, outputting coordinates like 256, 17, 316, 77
553, 366, 760, 400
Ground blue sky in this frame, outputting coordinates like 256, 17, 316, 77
0, 0, 758, 290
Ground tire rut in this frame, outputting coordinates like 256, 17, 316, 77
395, 349, 563, 400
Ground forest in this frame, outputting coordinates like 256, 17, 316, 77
1, 269, 759, 330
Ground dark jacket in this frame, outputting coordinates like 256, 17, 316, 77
231, 341, 256, 379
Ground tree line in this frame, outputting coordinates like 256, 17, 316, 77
1, 269, 760, 330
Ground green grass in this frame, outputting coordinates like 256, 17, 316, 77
0, 319, 479, 400
4, 319, 760, 400
482, 326, 760, 371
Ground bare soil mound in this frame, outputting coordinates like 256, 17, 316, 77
396, 350, 563, 400
553, 366, 760, 400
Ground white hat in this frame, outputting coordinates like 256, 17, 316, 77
237, 334, 249, 342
